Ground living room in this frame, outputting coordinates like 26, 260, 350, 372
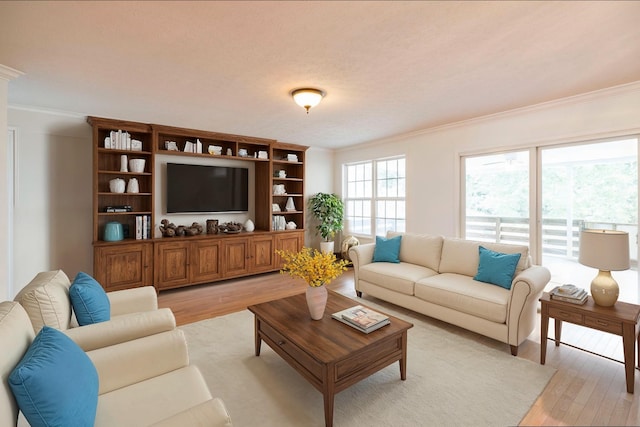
2, 1, 640, 426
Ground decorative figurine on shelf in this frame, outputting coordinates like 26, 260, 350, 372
159, 219, 203, 237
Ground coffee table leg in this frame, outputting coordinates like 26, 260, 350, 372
323, 366, 335, 427
254, 317, 262, 356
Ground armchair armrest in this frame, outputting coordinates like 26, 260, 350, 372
108, 286, 158, 316
64, 308, 176, 351
151, 398, 233, 427
87, 328, 189, 394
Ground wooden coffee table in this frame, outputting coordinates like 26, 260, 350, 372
248, 291, 413, 427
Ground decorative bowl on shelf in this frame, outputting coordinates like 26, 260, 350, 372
129, 159, 146, 173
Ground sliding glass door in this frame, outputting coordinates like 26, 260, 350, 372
463, 137, 639, 302
540, 138, 638, 302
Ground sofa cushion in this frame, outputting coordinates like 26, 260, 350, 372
359, 262, 437, 296
95, 366, 212, 426
387, 232, 443, 271
69, 272, 111, 326
438, 238, 529, 277
372, 235, 402, 263
9, 326, 99, 427
14, 270, 72, 333
474, 246, 522, 289
415, 273, 509, 323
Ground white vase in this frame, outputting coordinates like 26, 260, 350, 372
244, 219, 255, 232
120, 154, 128, 172
320, 241, 334, 254
306, 285, 328, 320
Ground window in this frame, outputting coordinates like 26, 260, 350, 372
344, 157, 405, 237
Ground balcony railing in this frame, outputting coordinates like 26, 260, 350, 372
465, 216, 638, 263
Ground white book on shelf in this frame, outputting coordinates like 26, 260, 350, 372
135, 216, 143, 240
142, 215, 148, 239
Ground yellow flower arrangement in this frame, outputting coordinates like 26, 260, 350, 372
277, 247, 349, 287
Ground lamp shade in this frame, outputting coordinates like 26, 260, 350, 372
579, 229, 630, 271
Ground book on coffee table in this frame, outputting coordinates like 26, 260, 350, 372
331, 305, 390, 333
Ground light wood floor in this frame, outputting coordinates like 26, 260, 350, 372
158, 270, 640, 426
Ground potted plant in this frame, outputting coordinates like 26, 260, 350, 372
308, 192, 344, 254
277, 247, 349, 319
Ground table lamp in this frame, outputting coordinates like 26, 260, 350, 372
578, 229, 630, 306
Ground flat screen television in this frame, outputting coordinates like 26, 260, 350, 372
166, 163, 249, 213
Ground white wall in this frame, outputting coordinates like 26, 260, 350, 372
8, 108, 92, 294
304, 146, 335, 249
334, 82, 640, 241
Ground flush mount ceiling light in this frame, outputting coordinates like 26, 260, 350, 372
291, 88, 325, 114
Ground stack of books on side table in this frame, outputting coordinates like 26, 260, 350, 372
550, 284, 588, 305
331, 305, 390, 333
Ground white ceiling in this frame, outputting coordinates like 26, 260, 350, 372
1, 1, 640, 149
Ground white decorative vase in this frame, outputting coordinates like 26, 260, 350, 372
244, 219, 255, 232
306, 285, 328, 320
320, 241, 334, 254
109, 178, 125, 193
120, 155, 128, 172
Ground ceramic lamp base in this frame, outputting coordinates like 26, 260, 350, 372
590, 270, 619, 307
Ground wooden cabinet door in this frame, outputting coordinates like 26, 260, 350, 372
223, 237, 250, 277
155, 241, 190, 290
275, 231, 304, 268
191, 240, 222, 283
250, 235, 275, 273
93, 242, 152, 292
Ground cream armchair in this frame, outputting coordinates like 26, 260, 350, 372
0, 301, 232, 427
14, 270, 175, 351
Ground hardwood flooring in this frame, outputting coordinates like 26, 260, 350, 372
158, 270, 640, 426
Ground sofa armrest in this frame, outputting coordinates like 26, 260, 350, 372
87, 328, 189, 395
507, 265, 551, 347
349, 243, 376, 293
150, 398, 233, 427
107, 286, 158, 316
64, 308, 176, 351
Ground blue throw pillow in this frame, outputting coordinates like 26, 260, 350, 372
69, 272, 110, 326
9, 326, 99, 427
473, 246, 522, 289
372, 235, 402, 263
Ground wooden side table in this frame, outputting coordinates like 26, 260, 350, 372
540, 292, 640, 393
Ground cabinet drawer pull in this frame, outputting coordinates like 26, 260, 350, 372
278, 340, 286, 346
596, 320, 609, 326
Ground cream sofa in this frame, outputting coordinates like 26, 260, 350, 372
14, 270, 175, 351
349, 232, 551, 355
1, 301, 233, 427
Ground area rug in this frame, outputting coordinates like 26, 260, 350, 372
180, 301, 555, 427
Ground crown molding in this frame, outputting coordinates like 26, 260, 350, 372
339, 80, 640, 152
0, 64, 24, 81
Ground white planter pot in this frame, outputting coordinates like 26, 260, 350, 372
320, 241, 334, 254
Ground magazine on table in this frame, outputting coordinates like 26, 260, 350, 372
331, 305, 390, 333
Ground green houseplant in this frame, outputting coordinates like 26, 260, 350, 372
308, 192, 344, 253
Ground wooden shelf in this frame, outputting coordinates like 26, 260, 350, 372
89, 116, 308, 293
